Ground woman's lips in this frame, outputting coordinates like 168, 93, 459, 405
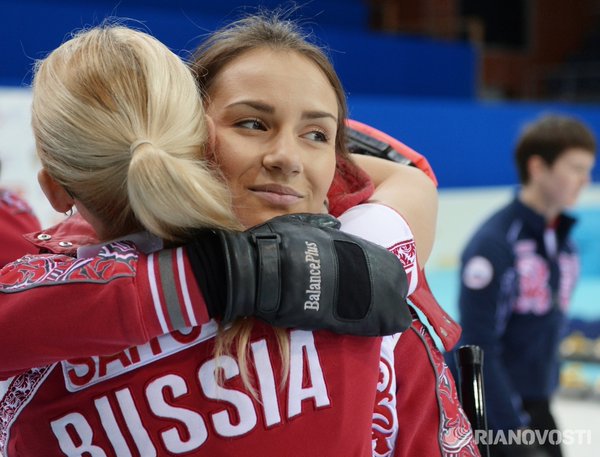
249, 184, 304, 206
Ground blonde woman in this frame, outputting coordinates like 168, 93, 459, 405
0, 23, 418, 456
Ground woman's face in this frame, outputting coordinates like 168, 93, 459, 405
206, 48, 338, 228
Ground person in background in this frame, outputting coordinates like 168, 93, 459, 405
449, 114, 596, 457
0, 161, 41, 267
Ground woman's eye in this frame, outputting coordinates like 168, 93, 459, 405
304, 130, 329, 142
236, 119, 266, 130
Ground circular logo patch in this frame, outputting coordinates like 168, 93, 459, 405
462, 256, 494, 289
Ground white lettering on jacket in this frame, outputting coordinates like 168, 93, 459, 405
61, 323, 218, 392
304, 241, 321, 311
51, 331, 330, 455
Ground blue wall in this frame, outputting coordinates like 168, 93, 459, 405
348, 96, 600, 187
2, 1, 598, 189
0, 0, 476, 97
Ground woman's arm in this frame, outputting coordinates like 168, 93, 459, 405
0, 219, 413, 377
0, 245, 209, 379
351, 153, 438, 267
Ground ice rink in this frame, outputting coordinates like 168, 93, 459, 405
553, 395, 600, 457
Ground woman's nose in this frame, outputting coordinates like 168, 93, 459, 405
262, 133, 303, 175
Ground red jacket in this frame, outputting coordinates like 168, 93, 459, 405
0, 161, 478, 456
0, 210, 478, 457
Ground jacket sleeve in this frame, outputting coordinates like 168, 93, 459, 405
392, 316, 481, 457
457, 235, 527, 431
0, 241, 209, 378
0, 203, 413, 379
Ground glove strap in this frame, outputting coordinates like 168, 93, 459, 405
253, 233, 281, 315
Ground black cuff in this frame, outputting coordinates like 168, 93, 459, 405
185, 230, 227, 319
334, 239, 371, 319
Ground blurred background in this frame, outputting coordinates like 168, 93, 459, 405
1, 1, 599, 454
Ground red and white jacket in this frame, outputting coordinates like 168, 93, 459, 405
0, 207, 478, 457
0, 159, 478, 456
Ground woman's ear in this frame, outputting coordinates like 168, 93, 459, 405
37, 169, 74, 213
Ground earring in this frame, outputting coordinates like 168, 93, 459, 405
64, 207, 74, 217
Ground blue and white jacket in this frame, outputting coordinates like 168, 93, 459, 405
455, 196, 578, 431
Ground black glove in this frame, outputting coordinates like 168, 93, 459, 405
185, 213, 412, 336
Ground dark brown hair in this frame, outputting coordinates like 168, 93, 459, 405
190, 10, 349, 157
515, 114, 596, 184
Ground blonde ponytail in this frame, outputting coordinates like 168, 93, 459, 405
128, 141, 240, 241
32, 24, 240, 241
